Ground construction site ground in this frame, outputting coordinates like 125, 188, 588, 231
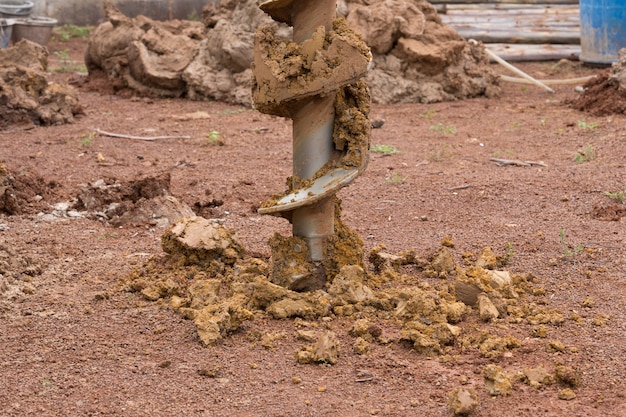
0, 36, 624, 416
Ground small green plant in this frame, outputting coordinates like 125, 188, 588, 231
370, 144, 399, 155
559, 229, 583, 257
206, 130, 224, 146
386, 172, 406, 184
508, 121, 524, 131
429, 123, 457, 135
574, 144, 596, 163
52, 49, 87, 73
577, 120, 598, 130
502, 242, 515, 265
80, 131, 95, 146
520, 86, 528, 93
53, 24, 92, 42
604, 189, 626, 204
540, 117, 547, 126
187, 10, 201, 21
419, 109, 437, 120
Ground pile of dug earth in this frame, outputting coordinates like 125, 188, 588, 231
571, 48, 626, 115
86, 0, 499, 105
124, 217, 584, 413
0, 41, 83, 130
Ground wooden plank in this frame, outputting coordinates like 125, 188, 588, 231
430, 0, 578, 4
456, 28, 580, 44
441, 16, 580, 26
443, 5, 579, 13
486, 43, 581, 61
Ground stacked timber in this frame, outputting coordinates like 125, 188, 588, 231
433, 0, 581, 61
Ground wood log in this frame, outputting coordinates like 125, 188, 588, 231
430, 0, 578, 4
443, 19, 580, 28
486, 43, 581, 61
441, 15, 579, 24
456, 29, 579, 44
443, 5, 579, 14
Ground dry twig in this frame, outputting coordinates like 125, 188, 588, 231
95, 128, 190, 141
490, 158, 547, 167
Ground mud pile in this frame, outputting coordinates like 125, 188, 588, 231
72, 173, 195, 228
126, 220, 570, 372
0, 40, 83, 130
87, 0, 498, 105
571, 49, 626, 115
0, 163, 60, 215
85, 0, 206, 97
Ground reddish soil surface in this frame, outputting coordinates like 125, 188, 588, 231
1, 36, 624, 417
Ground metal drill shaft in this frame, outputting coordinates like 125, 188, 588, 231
253, 0, 371, 290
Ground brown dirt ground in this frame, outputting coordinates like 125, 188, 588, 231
1, 35, 625, 417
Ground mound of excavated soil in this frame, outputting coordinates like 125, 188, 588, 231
73, 173, 195, 227
0, 163, 60, 215
86, 0, 498, 105
571, 49, 626, 116
126, 218, 568, 380
0, 40, 83, 130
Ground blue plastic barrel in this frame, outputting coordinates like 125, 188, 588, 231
580, 0, 626, 64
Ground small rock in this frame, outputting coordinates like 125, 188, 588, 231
477, 293, 499, 321
449, 387, 479, 415
522, 366, 554, 388
295, 331, 339, 365
353, 337, 370, 355
547, 340, 566, 353
483, 364, 512, 396
558, 388, 577, 400
371, 116, 385, 128
555, 365, 582, 388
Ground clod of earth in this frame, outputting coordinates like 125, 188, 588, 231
522, 366, 554, 388
483, 364, 513, 396
554, 365, 582, 388
448, 387, 479, 416
295, 331, 339, 365
557, 388, 577, 401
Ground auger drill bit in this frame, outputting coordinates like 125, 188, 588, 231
253, 0, 371, 291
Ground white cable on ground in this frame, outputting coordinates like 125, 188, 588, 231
469, 39, 555, 93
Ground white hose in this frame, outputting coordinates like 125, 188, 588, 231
469, 39, 556, 93
499, 74, 596, 86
